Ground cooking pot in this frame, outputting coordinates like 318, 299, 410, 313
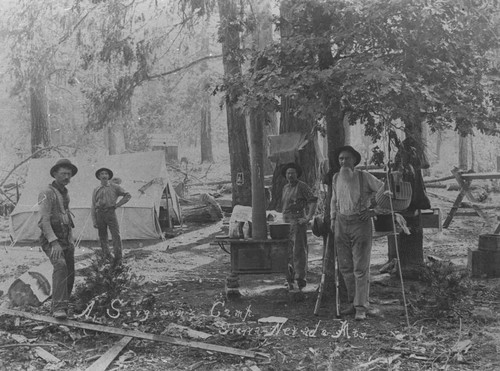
269, 223, 291, 240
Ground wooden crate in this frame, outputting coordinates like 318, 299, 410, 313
229, 239, 291, 274
421, 208, 442, 230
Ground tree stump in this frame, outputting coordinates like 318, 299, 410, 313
387, 213, 425, 280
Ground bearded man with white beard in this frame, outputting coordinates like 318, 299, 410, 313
329, 146, 383, 321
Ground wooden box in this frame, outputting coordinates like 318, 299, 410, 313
420, 208, 442, 230
468, 248, 482, 278
229, 239, 291, 274
468, 247, 500, 278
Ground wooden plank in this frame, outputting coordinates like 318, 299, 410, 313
443, 190, 466, 228
452, 168, 491, 226
455, 211, 480, 217
34, 346, 61, 363
0, 309, 269, 360
424, 175, 455, 184
163, 323, 211, 340
9, 331, 60, 363
85, 336, 132, 371
461, 172, 500, 180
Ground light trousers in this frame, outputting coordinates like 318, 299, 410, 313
334, 214, 372, 309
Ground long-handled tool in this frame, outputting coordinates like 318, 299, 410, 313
314, 233, 331, 316
332, 233, 340, 318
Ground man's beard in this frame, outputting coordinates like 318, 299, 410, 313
338, 166, 355, 182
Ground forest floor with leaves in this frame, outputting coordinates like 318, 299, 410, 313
1, 184, 500, 370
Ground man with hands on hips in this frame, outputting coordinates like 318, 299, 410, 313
91, 167, 131, 266
330, 146, 383, 320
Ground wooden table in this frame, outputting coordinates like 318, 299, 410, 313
442, 167, 500, 232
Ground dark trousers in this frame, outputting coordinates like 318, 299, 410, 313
283, 214, 308, 282
96, 209, 123, 262
42, 241, 75, 312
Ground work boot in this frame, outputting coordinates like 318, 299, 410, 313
340, 304, 355, 316
355, 307, 367, 321
53, 309, 67, 320
297, 279, 307, 290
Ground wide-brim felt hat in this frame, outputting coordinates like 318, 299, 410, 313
334, 145, 362, 167
50, 159, 78, 178
280, 162, 303, 178
95, 167, 114, 180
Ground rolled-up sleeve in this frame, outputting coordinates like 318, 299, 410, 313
116, 185, 131, 202
38, 190, 58, 243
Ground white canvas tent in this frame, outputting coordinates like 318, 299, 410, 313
10, 151, 181, 242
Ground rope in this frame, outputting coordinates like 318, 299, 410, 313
73, 210, 91, 250
5, 200, 41, 251
154, 209, 167, 243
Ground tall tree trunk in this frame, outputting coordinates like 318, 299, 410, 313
470, 135, 475, 172
200, 91, 213, 163
389, 118, 426, 278
107, 125, 126, 155
254, 0, 276, 176
422, 122, 430, 177
435, 131, 442, 163
268, 0, 317, 211
343, 113, 351, 146
107, 112, 128, 155
247, 113, 267, 239
30, 81, 50, 157
200, 28, 213, 164
318, 20, 345, 299
458, 135, 469, 170
218, 0, 252, 207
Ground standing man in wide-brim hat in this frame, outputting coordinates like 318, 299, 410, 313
91, 167, 131, 265
279, 162, 318, 290
330, 146, 383, 320
38, 159, 78, 319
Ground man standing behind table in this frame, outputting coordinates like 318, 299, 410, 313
38, 159, 78, 319
91, 167, 131, 265
330, 146, 383, 320
280, 163, 318, 290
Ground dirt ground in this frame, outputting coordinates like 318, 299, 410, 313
1, 187, 500, 370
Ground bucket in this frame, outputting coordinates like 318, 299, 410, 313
269, 223, 291, 240
478, 234, 500, 252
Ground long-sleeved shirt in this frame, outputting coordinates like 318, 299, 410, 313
330, 170, 383, 218
281, 180, 318, 219
38, 181, 72, 244
91, 182, 131, 224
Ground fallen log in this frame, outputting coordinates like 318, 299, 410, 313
182, 194, 223, 223
0, 308, 269, 360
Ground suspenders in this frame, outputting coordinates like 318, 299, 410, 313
333, 171, 365, 214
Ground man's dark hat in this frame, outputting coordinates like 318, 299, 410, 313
280, 162, 302, 178
95, 167, 114, 180
50, 159, 78, 178
312, 216, 329, 237
334, 145, 362, 167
